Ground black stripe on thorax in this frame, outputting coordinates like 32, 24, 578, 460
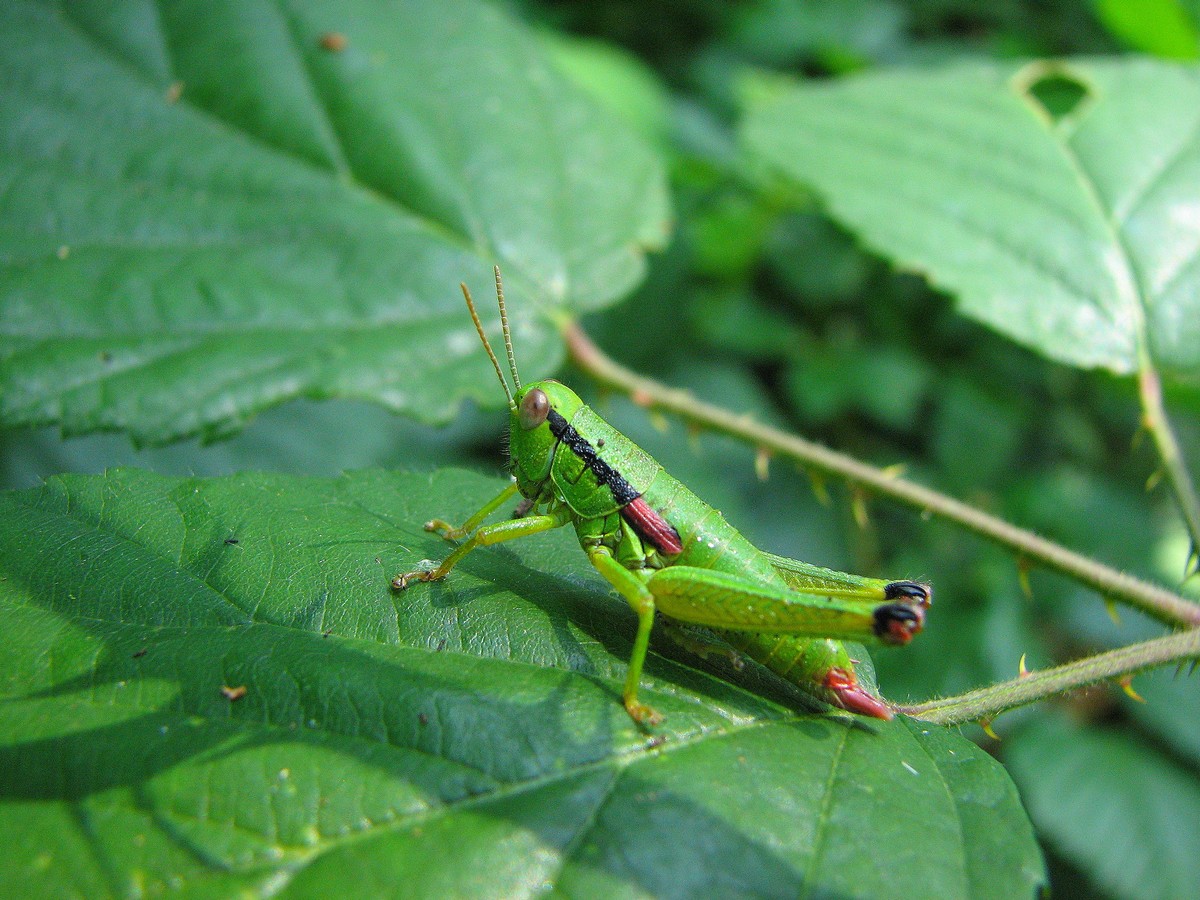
547, 409, 639, 505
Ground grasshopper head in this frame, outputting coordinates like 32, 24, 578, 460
509, 380, 583, 498
459, 267, 583, 500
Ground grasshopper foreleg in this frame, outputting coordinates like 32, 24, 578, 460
424, 481, 520, 542
392, 503, 570, 590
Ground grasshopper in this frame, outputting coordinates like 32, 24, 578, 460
393, 268, 930, 725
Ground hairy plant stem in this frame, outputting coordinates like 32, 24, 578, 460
563, 321, 1200, 631
1138, 362, 1200, 575
895, 628, 1200, 726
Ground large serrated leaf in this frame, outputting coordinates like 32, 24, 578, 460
0, 0, 669, 444
742, 58, 1200, 378
1007, 711, 1200, 900
0, 469, 1044, 897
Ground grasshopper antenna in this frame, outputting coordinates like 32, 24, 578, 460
493, 265, 522, 391
461, 278, 516, 412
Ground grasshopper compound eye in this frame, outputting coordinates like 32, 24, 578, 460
519, 388, 549, 430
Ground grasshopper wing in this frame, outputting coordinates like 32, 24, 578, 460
763, 552, 893, 597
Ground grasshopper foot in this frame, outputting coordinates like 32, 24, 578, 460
391, 560, 442, 591
625, 700, 664, 727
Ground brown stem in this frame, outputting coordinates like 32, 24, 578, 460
895, 628, 1200, 726
564, 321, 1200, 629
1138, 362, 1200, 575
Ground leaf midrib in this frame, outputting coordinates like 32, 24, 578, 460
1045, 100, 1149, 369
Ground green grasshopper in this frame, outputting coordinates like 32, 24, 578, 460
393, 268, 930, 725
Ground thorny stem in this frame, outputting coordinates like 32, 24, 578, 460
1138, 362, 1200, 576
895, 628, 1200, 726
563, 321, 1200, 633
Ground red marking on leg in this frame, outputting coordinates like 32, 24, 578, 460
886, 616, 920, 644
621, 497, 683, 555
875, 603, 925, 646
823, 667, 893, 720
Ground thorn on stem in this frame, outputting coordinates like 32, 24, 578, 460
979, 717, 1000, 740
807, 470, 830, 507
319, 32, 348, 52
1018, 653, 1030, 678
1130, 422, 1146, 452
755, 447, 770, 482
851, 489, 870, 530
1017, 557, 1033, 600
1104, 598, 1122, 626
1117, 675, 1145, 703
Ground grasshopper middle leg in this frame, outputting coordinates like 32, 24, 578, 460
586, 546, 663, 726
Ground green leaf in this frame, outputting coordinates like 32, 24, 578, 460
0, 0, 669, 444
1123, 663, 1200, 765
1094, 0, 1200, 59
0, 398, 497, 490
1007, 711, 1200, 900
742, 58, 1200, 378
730, 0, 908, 70
538, 30, 671, 147
0, 468, 1044, 896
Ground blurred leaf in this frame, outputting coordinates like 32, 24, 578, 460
785, 342, 932, 429
0, 398, 498, 490
1007, 711, 1200, 900
742, 58, 1200, 378
539, 30, 672, 146
1015, 466, 1179, 601
765, 213, 877, 306
0, 468, 1044, 896
731, 0, 909, 70
1122, 664, 1200, 765
688, 287, 806, 360
0, 0, 668, 445
1094, 0, 1200, 59
929, 377, 1023, 492
688, 192, 774, 278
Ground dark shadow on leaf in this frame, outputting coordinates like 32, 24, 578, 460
0, 620, 817, 894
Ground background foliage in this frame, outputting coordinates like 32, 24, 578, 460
3, 0, 1200, 897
